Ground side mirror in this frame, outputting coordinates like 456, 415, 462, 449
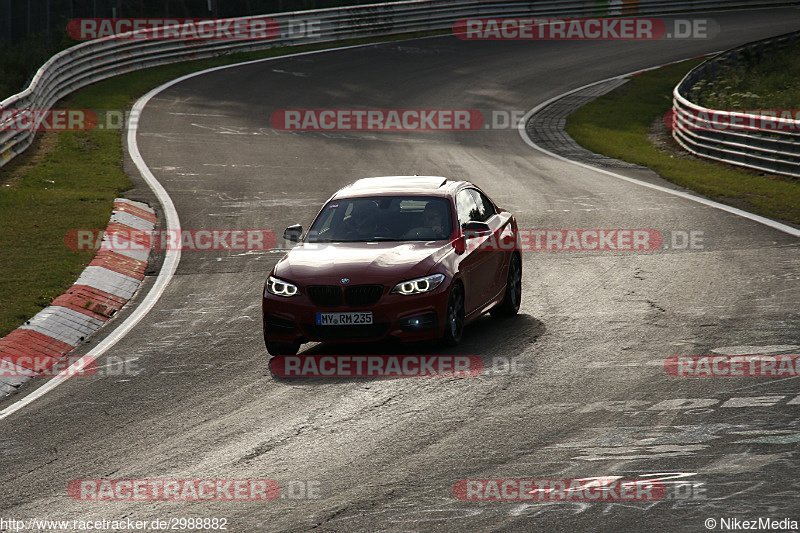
283, 224, 303, 242
462, 221, 491, 239
453, 235, 466, 254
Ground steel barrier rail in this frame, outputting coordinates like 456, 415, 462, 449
672, 31, 800, 178
1, 0, 798, 168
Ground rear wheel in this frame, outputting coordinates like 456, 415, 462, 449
492, 253, 521, 318
442, 282, 465, 346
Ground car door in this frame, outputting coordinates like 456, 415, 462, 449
455, 188, 497, 314
470, 188, 512, 300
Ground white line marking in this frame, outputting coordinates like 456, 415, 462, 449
517, 60, 800, 238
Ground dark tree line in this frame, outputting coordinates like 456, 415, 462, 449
0, 0, 385, 98
1, 0, 388, 45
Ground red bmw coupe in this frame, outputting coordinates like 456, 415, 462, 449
262, 176, 521, 356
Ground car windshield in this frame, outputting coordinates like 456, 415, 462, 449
306, 196, 453, 242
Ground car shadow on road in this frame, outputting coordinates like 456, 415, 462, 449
267, 313, 545, 383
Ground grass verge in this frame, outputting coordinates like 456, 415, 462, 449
0, 104, 132, 337
564, 58, 800, 224
0, 32, 444, 338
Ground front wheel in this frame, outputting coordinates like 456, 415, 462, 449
266, 340, 300, 357
442, 282, 465, 346
491, 253, 521, 318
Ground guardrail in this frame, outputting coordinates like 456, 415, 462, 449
2, 0, 799, 169
672, 31, 800, 178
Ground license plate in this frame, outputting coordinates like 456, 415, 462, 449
316, 312, 373, 325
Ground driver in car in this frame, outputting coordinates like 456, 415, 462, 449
404, 202, 448, 239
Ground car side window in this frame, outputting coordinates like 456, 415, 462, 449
458, 189, 495, 225
471, 189, 496, 221
456, 189, 480, 228
467, 190, 488, 222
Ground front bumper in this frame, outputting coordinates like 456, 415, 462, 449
262, 282, 449, 345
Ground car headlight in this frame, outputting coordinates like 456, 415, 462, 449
391, 273, 445, 295
266, 276, 299, 297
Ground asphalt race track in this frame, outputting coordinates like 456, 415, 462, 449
2, 7, 799, 532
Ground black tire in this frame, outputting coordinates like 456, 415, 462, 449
265, 340, 300, 357
491, 253, 522, 318
442, 282, 465, 346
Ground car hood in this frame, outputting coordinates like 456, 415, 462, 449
273, 240, 452, 285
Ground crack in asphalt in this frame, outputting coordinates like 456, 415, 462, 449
237, 424, 310, 463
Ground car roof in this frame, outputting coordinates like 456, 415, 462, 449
333, 176, 467, 198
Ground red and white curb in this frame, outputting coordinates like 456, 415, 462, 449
0, 198, 156, 396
